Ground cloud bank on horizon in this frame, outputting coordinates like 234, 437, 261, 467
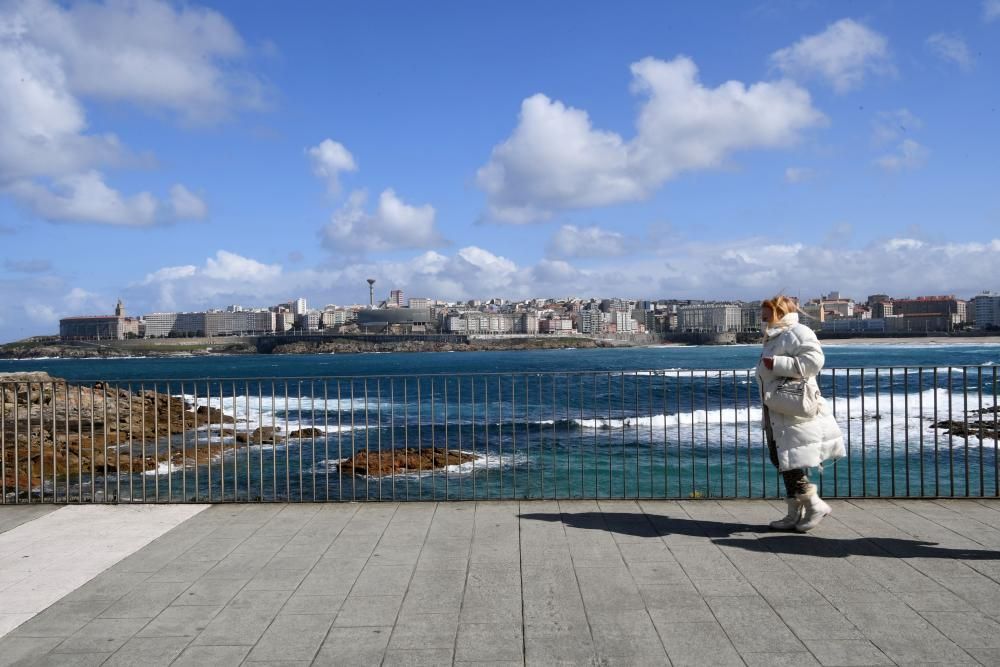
0, 0, 998, 341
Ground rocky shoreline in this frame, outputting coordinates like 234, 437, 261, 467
0, 372, 485, 498
270, 337, 610, 355
932, 405, 1000, 441
0, 336, 619, 359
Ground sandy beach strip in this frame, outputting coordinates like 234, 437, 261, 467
819, 336, 1000, 346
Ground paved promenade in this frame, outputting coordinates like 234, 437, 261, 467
1, 498, 999, 666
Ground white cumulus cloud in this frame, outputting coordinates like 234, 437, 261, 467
477, 56, 824, 223
926, 33, 973, 70
876, 138, 929, 172
7, 171, 159, 225
784, 167, 815, 183
203, 250, 281, 282
770, 19, 893, 93
169, 185, 208, 220
322, 189, 446, 253
872, 109, 922, 146
0, 0, 256, 225
10, 0, 264, 123
307, 139, 358, 195
547, 225, 629, 258
985, 0, 1000, 21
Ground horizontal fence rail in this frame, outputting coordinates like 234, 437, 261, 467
1, 366, 997, 503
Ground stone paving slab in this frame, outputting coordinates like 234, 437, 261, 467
0, 505, 207, 640
0, 498, 998, 665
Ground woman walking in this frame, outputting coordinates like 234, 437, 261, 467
757, 295, 845, 532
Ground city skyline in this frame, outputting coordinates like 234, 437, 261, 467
2, 1, 1000, 343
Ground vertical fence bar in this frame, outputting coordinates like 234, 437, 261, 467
889, 368, 895, 497
418, 377, 424, 501
285, 381, 291, 502
745, 370, 752, 498
620, 372, 626, 499
978, 367, 984, 498
202, 382, 210, 502
470, 377, 476, 500
991, 364, 998, 498
38, 384, 45, 503
703, 371, 709, 497
377, 378, 383, 503
115, 384, 122, 503
633, 373, 640, 499
17, 383, 23, 502
589, 374, 596, 499
197, 382, 205, 503
363, 379, 370, 502
555, 374, 561, 500
484, 376, 489, 501
457, 378, 463, 500
443, 377, 449, 502
1, 383, 6, 502
903, 369, 910, 497
845, 369, 852, 497
963, 367, 970, 497
860, 370, 866, 497
403, 379, 409, 502
649, 372, 656, 499
918, 368, 924, 497
568, 374, 574, 499
830, 370, 838, 497
336, 380, 343, 502
606, 373, 612, 499
513, 375, 520, 500
718, 371, 724, 498
323, 381, 329, 503
948, 368, 954, 497
257, 382, 264, 502
297, 381, 304, 503
150, 384, 157, 504
875, 366, 883, 497
933, 369, 940, 497
390, 378, 396, 502
230, 381, 237, 502
249, 381, 256, 503
165, 382, 171, 503
65, 382, 71, 503
499, 375, 505, 500
179, 382, 186, 501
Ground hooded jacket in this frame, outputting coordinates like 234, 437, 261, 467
756, 312, 846, 471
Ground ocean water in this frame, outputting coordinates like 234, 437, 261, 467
3, 344, 999, 502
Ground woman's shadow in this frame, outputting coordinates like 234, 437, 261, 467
518, 511, 1000, 560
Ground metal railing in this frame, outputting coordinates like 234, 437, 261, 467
2, 366, 997, 503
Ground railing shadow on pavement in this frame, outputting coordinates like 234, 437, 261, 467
519, 510, 1000, 560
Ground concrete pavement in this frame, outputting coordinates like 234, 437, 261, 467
1, 498, 999, 666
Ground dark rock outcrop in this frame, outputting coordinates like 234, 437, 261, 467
337, 447, 476, 477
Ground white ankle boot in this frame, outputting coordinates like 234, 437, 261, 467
795, 484, 831, 532
769, 497, 802, 530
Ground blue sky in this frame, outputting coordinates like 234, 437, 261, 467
1, 0, 999, 342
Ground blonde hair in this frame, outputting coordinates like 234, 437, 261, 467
761, 294, 798, 323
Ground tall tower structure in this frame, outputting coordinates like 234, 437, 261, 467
115, 299, 125, 317
367, 279, 376, 308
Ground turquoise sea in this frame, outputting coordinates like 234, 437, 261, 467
3, 344, 999, 502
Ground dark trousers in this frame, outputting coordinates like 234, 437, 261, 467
764, 407, 811, 497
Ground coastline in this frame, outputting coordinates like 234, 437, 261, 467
818, 336, 1000, 346
3, 334, 1000, 359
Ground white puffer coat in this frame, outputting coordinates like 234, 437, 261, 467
756, 313, 845, 471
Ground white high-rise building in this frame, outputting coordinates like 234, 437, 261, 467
293, 298, 308, 316
677, 304, 742, 333
972, 291, 1000, 329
